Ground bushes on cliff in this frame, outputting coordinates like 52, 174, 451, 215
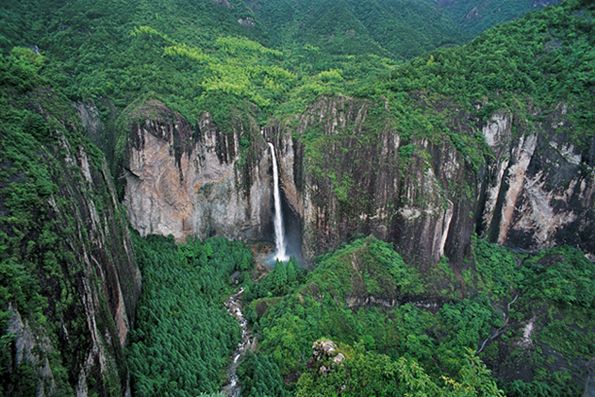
0, 49, 137, 396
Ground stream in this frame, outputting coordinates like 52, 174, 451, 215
220, 287, 253, 397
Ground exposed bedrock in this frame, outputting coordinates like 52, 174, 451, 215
122, 100, 273, 243
482, 105, 595, 260
3, 98, 142, 397
122, 97, 594, 265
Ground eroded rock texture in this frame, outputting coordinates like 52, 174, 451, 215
269, 97, 594, 265
122, 97, 594, 267
3, 98, 141, 397
481, 105, 595, 259
267, 96, 481, 266
122, 100, 273, 243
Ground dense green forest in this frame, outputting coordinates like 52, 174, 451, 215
128, 234, 252, 396
1, 0, 595, 396
127, 234, 595, 396
243, 237, 595, 396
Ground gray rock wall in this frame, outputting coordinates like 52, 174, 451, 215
122, 101, 273, 243
121, 97, 595, 267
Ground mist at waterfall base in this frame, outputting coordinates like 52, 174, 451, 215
267, 143, 303, 266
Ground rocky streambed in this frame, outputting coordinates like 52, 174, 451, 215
221, 287, 253, 397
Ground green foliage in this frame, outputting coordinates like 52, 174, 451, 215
1, 1, 594, 395
500, 379, 562, 397
237, 350, 290, 397
521, 245, 595, 308
247, 235, 595, 394
128, 234, 254, 397
381, 0, 595, 140
437, 296, 503, 372
253, 0, 471, 60
309, 237, 423, 300
247, 257, 304, 300
0, 48, 131, 396
297, 341, 504, 396
474, 236, 522, 297
249, 237, 503, 389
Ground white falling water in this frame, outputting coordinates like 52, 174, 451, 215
268, 143, 288, 262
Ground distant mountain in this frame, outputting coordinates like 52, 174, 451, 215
251, 0, 471, 59
249, 0, 563, 59
436, 0, 564, 35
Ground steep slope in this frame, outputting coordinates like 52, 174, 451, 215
0, 49, 141, 396
116, 0, 595, 267
258, 0, 595, 264
119, 98, 273, 243
437, 0, 563, 36
251, 0, 471, 59
0, 1, 592, 396
267, 93, 595, 265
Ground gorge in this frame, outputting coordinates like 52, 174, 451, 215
119, 95, 595, 268
1, 0, 594, 396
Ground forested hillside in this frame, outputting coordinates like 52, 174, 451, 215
0, 48, 141, 395
1, 0, 594, 396
243, 237, 595, 396
436, 0, 563, 35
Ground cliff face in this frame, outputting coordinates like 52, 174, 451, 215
121, 100, 273, 244
265, 96, 594, 265
121, 97, 594, 267
1, 90, 141, 396
263, 96, 475, 266
481, 105, 595, 258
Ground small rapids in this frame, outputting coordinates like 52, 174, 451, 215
221, 287, 253, 397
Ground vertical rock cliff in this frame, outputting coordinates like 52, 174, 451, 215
481, 105, 595, 259
264, 95, 594, 266
120, 100, 273, 244
1, 86, 141, 396
264, 95, 478, 267
120, 96, 594, 268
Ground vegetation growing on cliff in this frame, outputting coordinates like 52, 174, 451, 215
0, 47, 138, 396
1, 0, 594, 395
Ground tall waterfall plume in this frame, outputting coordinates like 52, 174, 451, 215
268, 143, 288, 262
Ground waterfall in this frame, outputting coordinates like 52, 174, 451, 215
268, 143, 288, 262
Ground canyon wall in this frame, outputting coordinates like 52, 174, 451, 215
1, 98, 142, 396
481, 105, 595, 259
121, 97, 595, 266
266, 96, 594, 266
121, 100, 273, 244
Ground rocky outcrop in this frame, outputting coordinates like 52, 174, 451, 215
121, 96, 594, 268
212, 0, 232, 8
261, 96, 595, 265
121, 100, 273, 243
1, 92, 141, 396
305, 340, 345, 377
481, 105, 595, 260
47, 134, 141, 397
